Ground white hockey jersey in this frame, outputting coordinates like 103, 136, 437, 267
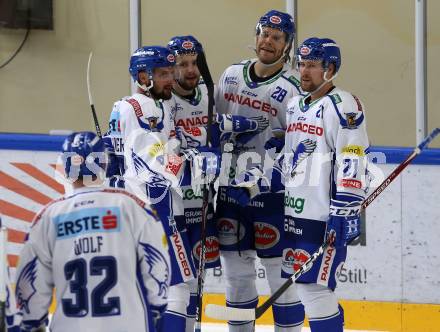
216, 59, 302, 161
283, 87, 369, 222
15, 187, 170, 332
174, 83, 211, 130
118, 93, 184, 198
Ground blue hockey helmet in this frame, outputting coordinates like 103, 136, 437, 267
167, 35, 203, 56
61, 131, 107, 181
297, 37, 341, 73
256, 10, 295, 43
129, 46, 176, 82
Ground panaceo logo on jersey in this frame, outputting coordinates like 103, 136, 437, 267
54, 207, 121, 239
287, 122, 323, 136
175, 116, 208, 128
341, 145, 365, 156
171, 232, 193, 280
318, 246, 336, 285
224, 92, 278, 116
284, 195, 305, 213
269, 15, 282, 24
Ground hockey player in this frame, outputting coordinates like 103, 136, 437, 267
234, 38, 370, 331
117, 45, 225, 332
15, 132, 170, 332
166, 35, 220, 332
216, 9, 305, 332
280, 37, 369, 332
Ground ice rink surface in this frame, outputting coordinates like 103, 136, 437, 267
200, 324, 386, 332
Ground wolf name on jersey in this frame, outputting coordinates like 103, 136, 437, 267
15, 188, 170, 332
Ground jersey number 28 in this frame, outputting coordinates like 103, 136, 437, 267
62, 256, 120, 317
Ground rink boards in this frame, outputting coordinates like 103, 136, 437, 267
1, 133, 440, 331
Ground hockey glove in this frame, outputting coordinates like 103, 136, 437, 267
264, 128, 285, 153
183, 147, 221, 185
216, 114, 269, 145
226, 167, 270, 207
326, 199, 362, 247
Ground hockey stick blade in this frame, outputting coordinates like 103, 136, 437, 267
205, 304, 256, 322
87, 52, 102, 138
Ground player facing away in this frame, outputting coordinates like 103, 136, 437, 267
215, 10, 305, 332
14, 132, 171, 332
281, 38, 369, 331
165, 35, 221, 332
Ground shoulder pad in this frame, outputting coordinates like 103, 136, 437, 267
327, 91, 365, 129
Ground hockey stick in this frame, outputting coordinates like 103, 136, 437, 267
87, 52, 102, 138
0, 220, 7, 332
205, 127, 440, 321
194, 50, 215, 332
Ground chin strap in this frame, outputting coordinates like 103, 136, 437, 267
306, 70, 339, 97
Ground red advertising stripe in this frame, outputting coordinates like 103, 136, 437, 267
7, 228, 28, 244
12, 163, 65, 194
0, 200, 36, 223
0, 171, 52, 205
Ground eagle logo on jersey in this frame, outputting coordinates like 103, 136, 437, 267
16, 257, 38, 314
140, 242, 170, 299
147, 116, 159, 130
287, 139, 317, 177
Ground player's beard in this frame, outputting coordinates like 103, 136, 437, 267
300, 78, 321, 93
151, 85, 173, 100
177, 76, 198, 91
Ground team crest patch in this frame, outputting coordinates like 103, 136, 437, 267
147, 116, 158, 129
345, 112, 357, 129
